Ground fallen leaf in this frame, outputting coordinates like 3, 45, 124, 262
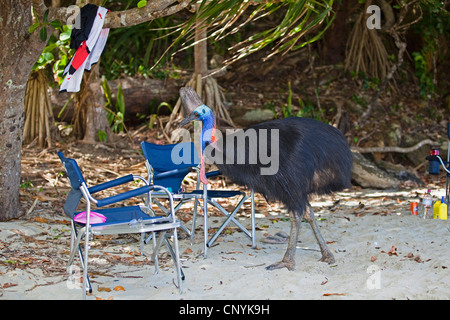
114, 286, 125, 291
323, 293, 345, 296
96, 296, 114, 300
388, 246, 397, 255
370, 256, 377, 262
1, 283, 18, 289
381, 246, 398, 256
33, 217, 49, 224
183, 248, 193, 255
98, 287, 111, 292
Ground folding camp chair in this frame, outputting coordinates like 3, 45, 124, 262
58, 152, 183, 299
140, 141, 255, 258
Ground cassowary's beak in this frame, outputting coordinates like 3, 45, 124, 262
178, 112, 200, 128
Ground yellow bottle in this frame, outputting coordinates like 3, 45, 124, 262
433, 200, 441, 219
439, 197, 447, 220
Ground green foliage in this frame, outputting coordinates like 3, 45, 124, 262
31, 25, 73, 83
102, 78, 126, 133
411, 0, 450, 97
153, 0, 336, 66
29, 9, 63, 42
100, 13, 181, 80
266, 82, 325, 121
412, 51, 435, 98
137, 0, 147, 9
98, 130, 108, 142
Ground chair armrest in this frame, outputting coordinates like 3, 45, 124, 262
206, 170, 221, 178
88, 174, 134, 194
190, 166, 221, 178
154, 168, 191, 180
96, 185, 154, 208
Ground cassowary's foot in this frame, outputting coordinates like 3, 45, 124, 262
266, 258, 295, 271
320, 249, 335, 264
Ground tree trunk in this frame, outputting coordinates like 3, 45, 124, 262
72, 63, 112, 142
320, 0, 356, 64
194, 17, 208, 79
0, 0, 48, 220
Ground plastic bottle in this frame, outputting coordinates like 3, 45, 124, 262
439, 197, 447, 220
420, 189, 433, 219
433, 199, 441, 219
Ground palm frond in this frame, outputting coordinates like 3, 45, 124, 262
171, 0, 335, 65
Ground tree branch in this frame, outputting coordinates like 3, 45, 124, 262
48, 0, 191, 29
31, 0, 47, 18
352, 139, 438, 154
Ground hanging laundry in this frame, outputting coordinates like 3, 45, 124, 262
60, 4, 110, 93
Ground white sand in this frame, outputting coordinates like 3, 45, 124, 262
1, 187, 450, 300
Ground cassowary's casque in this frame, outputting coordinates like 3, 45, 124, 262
179, 86, 353, 270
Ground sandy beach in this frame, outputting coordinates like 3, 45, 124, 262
1, 185, 449, 301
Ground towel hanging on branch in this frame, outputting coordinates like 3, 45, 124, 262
60, 4, 110, 93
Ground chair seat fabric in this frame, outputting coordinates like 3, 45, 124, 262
73, 206, 161, 227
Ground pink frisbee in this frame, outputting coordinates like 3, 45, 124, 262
74, 211, 107, 225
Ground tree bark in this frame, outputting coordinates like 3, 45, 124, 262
0, 0, 48, 220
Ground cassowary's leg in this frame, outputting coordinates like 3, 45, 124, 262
304, 203, 335, 264
266, 210, 302, 271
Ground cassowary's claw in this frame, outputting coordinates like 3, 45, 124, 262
266, 259, 295, 271
320, 250, 335, 264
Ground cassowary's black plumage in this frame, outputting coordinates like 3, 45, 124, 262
214, 117, 352, 214
179, 86, 353, 270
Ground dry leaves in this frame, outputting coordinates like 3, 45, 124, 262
381, 246, 398, 256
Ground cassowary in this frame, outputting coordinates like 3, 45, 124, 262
179, 86, 353, 270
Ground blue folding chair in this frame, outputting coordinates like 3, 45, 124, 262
58, 151, 183, 299
140, 141, 255, 258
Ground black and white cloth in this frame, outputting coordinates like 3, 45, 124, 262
60, 4, 109, 93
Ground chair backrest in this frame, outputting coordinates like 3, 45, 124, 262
58, 151, 86, 219
58, 151, 86, 190
140, 142, 199, 193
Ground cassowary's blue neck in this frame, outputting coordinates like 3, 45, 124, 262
200, 110, 216, 152
191, 104, 216, 186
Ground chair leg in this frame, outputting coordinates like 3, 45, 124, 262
151, 231, 162, 274
82, 226, 90, 300
206, 190, 257, 249
207, 196, 249, 247
67, 223, 92, 296
145, 229, 184, 292
203, 188, 208, 258
172, 228, 183, 294
163, 234, 185, 281
190, 198, 199, 245
251, 189, 256, 249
